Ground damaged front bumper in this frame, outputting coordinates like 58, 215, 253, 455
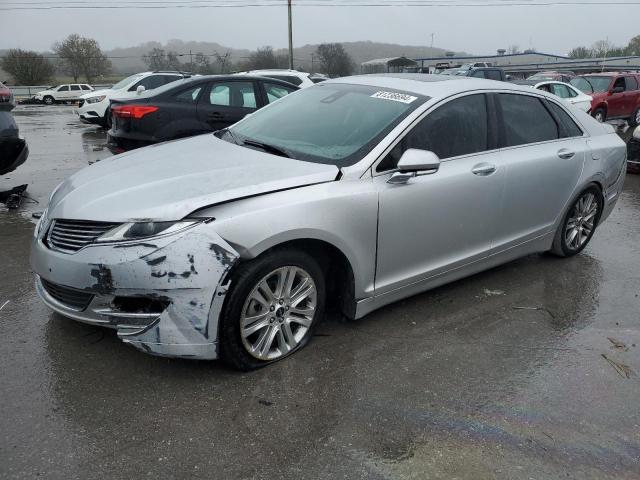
30, 223, 239, 359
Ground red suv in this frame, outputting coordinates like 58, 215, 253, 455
571, 73, 640, 126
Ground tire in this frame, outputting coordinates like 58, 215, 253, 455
592, 107, 606, 123
43, 95, 55, 105
550, 186, 603, 257
219, 249, 326, 371
629, 106, 640, 128
101, 108, 112, 129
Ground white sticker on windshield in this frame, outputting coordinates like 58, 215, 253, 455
370, 91, 418, 104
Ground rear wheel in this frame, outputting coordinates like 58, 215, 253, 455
629, 106, 640, 127
43, 95, 54, 105
592, 107, 606, 123
219, 249, 325, 370
551, 186, 603, 257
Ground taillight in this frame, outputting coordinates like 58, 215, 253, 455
112, 105, 159, 119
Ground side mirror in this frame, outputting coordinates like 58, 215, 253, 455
610, 86, 624, 95
388, 149, 440, 184
136, 85, 146, 95
633, 126, 640, 141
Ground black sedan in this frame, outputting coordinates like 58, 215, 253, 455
107, 75, 298, 152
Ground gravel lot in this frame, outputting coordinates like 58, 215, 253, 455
1, 105, 640, 479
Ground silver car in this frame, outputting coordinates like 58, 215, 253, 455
31, 74, 627, 369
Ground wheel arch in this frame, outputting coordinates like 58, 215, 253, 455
226, 232, 358, 320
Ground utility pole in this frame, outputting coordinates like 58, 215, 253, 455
430, 33, 434, 50
287, 0, 293, 70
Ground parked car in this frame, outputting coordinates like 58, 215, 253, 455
442, 67, 509, 81
533, 81, 592, 112
528, 71, 576, 83
31, 75, 626, 369
77, 71, 192, 127
570, 73, 640, 126
107, 75, 298, 152
35, 84, 93, 105
628, 126, 640, 173
0, 81, 28, 176
238, 69, 326, 88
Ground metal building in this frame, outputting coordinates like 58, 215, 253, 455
360, 57, 418, 74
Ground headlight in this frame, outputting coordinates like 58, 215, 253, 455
86, 95, 106, 104
35, 208, 49, 238
96, 220, 199, 243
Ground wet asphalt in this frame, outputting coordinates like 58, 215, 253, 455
1, 105, 639, 479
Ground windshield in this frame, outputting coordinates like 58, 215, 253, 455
111, 74, 145, 90
528, 74, 555, 81
575, 76, 611, 93
227, 83, 427, 167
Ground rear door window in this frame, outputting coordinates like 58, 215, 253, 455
498, 93, 559, 147
624, 76, 638, 91
70, 85, 81, 91
546, 101, 584, 138
264, 82, 296, 104
80, 85, 91, 90
550, 83, 572, 99
208, 81, 257, 109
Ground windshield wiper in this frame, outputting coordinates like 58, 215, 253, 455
242, 139, 291, 158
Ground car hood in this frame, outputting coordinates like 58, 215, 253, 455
81, 88, 112, 99
47, 134, 340, 222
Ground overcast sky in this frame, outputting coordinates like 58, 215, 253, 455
0, 1, 638, 56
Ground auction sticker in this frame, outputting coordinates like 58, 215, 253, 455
371, 91, 418, 104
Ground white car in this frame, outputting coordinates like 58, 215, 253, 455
239, 69, 327, 88
35, 84, 93, 105
77, 71, 190, 126
534, 81, 592, 112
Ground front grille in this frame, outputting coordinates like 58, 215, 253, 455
47, 219, 120, 252
41, 278, 94, 310
77, 99, 84, 108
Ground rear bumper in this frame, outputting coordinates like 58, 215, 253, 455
0, 138, 28, 175
107, 132, 152, 153
31, 222, 240, 360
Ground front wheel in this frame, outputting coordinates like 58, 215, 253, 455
219, 249, 326, 370
551, 187, 603, 257
43, 95, 55, 105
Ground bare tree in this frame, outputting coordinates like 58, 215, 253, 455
213, 52, 232, 74
568, 46, 592, 59
143, 48, 169, 70
53, 34, 110, 83
315, 43, 354, 77
1, 49, 55, 84
628, 35, 640, 56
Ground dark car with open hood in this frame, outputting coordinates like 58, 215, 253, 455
0, 82, 29, 178
107, 75, 298, 153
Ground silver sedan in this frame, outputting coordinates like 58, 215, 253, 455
31, 74, 627, 369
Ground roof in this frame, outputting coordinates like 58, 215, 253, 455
328, 73, 533, 98
413, 51, 570, 62
361, 57, 417, 67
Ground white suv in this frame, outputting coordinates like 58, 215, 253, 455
239, 69, 327, 88
77, 71, 190, 126
35, 84, 93, 105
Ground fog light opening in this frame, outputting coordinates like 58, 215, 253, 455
112, 296, 170, 315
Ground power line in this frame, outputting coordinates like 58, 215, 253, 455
2, 0, 640, 8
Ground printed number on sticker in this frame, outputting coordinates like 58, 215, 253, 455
371, 91, 418, 104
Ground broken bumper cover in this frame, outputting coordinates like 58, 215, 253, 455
30, 224, 239, 359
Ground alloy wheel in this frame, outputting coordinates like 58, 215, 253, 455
240, 266, 317, 361
594, 111, 604, 122
565, 192, 599, 251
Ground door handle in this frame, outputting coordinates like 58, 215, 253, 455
208, 112, 224, 120
471, 163, 496, 176
557, 149, 575, 159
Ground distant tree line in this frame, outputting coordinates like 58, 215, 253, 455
568, 35, 640, 58
1, 33, 111, 84
1, 37, 357, 85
